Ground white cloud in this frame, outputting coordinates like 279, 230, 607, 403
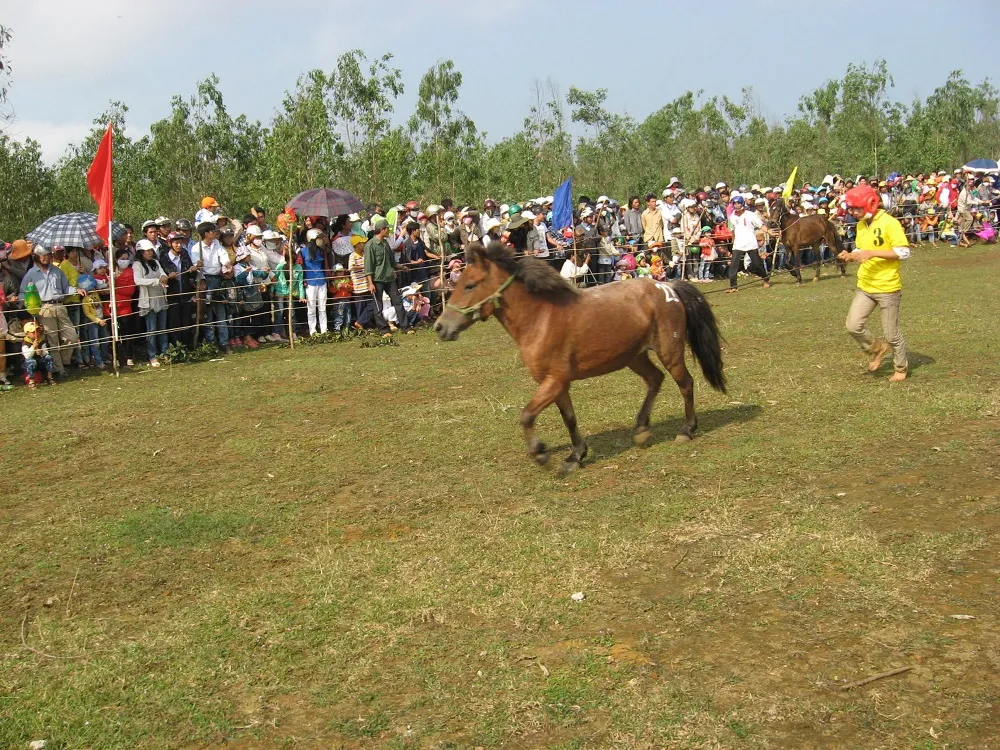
4, 119, 91, 163
5, 0, 197, 83
4, 119, 148, 164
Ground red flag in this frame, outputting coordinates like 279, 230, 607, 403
87, 123, 114, 244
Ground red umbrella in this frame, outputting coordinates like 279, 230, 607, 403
287, 188, 364, 218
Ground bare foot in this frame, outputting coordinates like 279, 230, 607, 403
888, 371, 908, 382
867, 340, 891, 372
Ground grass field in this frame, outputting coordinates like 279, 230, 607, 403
2, 245, 999, 749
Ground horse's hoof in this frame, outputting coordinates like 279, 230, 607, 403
533, 452, 549, 466
674, 434, 692, 444
632, 428, 652, 446
558, 460, 581, 476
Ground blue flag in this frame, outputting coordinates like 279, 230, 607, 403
551, 177, 573, 230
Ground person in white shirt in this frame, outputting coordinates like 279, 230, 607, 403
726, 196, 770, 293
560, 251, 591, 285
660, 190, 681, 257
190, 222, 231, 351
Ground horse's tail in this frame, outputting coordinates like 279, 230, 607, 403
672, 281, 727, 393
825, 219, 843, 255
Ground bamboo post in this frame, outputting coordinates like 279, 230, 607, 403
106, 238, 120, 377
437, 215, 447, 312
286, 227, 295, 349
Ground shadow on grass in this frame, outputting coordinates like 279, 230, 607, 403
867, 350, 935, 377
584, 403, 764, 460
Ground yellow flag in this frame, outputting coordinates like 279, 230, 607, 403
781, 166, 798, 202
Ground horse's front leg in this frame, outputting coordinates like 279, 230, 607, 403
520, 377, 566, 466
555, 390, 588, 474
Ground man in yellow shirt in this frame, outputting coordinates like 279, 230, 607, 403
837, 185, 909, 382
641, 193, 664, 250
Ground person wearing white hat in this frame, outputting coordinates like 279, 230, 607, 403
18, 244, 82, 375
660, 191, 681, 252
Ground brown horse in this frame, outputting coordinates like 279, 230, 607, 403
434, 242, 727, 473
768, 200, 846, 283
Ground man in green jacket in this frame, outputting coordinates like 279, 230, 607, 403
364, 218, 410, 335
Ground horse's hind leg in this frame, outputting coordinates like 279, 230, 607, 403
813, 242, 823, 282
653, 345, 697, 443
520, 377, 565, 466
628, 351, 665, 446
555, 390, 588, 474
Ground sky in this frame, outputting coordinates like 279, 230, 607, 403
2, 0, 999, 163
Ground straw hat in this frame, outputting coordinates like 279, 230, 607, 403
10, 239, 31, 260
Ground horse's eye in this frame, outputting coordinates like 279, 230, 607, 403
464, 282, 477, 291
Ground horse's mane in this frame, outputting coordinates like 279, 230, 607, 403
469, 241, 580, 303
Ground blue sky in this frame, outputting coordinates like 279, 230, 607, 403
3, 0, 999, 162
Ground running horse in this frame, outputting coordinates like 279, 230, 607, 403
434, 241, 727, 474
768, 200, 846, 283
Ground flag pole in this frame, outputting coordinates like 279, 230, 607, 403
105, 122, 120, 377
286, 223, 295, 349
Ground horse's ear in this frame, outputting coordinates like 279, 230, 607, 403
466, 242, 487, 266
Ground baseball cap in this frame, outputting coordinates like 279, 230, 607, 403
201, 196, 220, 209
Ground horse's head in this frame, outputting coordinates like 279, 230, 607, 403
434, 242, 514, 341
765, 198, 788, 230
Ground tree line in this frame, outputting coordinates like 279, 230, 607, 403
1, 53, 998, 241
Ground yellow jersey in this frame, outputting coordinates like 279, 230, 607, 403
855, 210, 907, 294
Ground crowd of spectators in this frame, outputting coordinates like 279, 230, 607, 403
0, 168, 997, 390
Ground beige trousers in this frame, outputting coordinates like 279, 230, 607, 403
846, 289, 907, 372
38, 303, 78, 371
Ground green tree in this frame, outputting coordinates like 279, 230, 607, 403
0, 24, 12, 117
260, 69, 342, 209
331, 51, 404, 203
408, 60, 477, 200
0, 134, 54, 239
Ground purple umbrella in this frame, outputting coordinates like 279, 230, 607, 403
287, 188, 365, 218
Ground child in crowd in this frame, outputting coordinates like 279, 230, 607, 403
920, 205, 939, 244
400, 282, 429, 324
617, 252, 637, 281
448, 258, 464, 287
711, 216, 733, 260
330, 264, 354, 333
650, 254, 666, 281
939, 216, 957, 245
698, 227, 718, 282
78, 274, 107, 369
635, 254, 651, 278
973, 212, 997, 244
21, 321, 56, 388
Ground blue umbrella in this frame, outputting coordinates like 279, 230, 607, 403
963, 158, 998, 173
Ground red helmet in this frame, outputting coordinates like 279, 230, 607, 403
696, 191, 708, 202
844, 185, 880, 217
405, 200, 419, 211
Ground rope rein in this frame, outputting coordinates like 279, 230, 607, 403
446, 274, 516, 318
